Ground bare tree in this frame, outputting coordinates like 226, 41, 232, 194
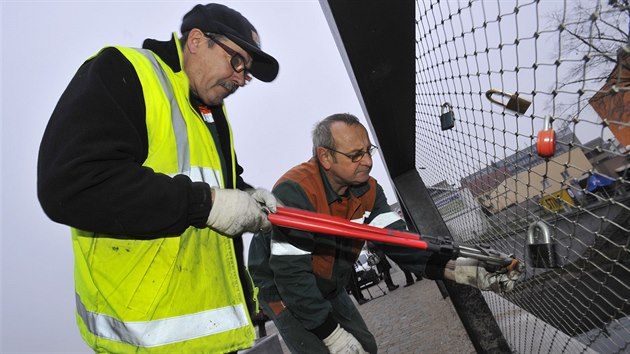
549, 0, 629, 87
544, 0, 629, 127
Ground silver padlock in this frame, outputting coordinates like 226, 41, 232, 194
440, 103, 455, 131
527, 221, 557, 268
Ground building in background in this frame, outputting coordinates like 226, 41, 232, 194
400, 126, 629, 243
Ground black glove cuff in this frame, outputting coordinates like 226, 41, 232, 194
187, 180, 212, 228
424, 253, 452, 280
310, 313, 338, 340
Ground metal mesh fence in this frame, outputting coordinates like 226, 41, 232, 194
414, 1, 630, 353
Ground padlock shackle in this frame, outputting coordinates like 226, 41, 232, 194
485, 89, 511, 106
527, 220, 552, 245
543, 115, 553, 130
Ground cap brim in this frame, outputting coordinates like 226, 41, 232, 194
225, 34, 279, 82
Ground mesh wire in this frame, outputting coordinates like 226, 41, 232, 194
415, 1, 630, 353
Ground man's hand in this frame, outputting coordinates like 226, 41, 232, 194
246, 188, 279, 213
322, 324, 368, 354
206, 188, 272, 236
453, 257, 523, 293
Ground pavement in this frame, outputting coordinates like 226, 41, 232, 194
259, 268, 476, 354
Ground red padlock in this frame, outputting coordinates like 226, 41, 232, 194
537, 116, 556, 158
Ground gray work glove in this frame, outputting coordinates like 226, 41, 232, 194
206, 188, 272, 236
453, 257, 523, 293
322, 324, 368, 354
246, 188, 279, 213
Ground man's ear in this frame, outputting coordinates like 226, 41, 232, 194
317, 147, 332, 170
186, 28, 205, 54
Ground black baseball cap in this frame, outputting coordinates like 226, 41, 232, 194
181, 3, 279, 82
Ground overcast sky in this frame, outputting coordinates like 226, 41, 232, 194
0, 1, 397, 352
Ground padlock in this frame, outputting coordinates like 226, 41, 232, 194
537, 116, 556, 158
440, 103, 455, 131
527, 221, 557, 268
485, 89, 531, 114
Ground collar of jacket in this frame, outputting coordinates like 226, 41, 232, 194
315, 160, 371, 206
142, 33, 182, 73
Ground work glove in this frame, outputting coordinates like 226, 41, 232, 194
322, 324, 368, 354
453, 257, 523, 293
246, 188, 279, 213
206, 188, 272, 236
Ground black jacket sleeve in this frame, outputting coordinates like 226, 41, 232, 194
37, 47, 211, 238
235, 156, 253, 190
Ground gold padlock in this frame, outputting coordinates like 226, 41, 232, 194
485, 89, 531, 114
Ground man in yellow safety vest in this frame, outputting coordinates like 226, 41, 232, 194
38, 3, 279, 353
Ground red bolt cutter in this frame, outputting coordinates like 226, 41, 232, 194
267, 206, 521, 272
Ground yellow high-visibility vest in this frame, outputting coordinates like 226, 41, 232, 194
72, 34, 255, 353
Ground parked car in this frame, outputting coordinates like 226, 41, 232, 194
355, 249, 381, 289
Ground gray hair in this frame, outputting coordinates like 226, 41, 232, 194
311, 113, 361, 157
180, 31, 226, 49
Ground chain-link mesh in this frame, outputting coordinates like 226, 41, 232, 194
415, 1, 630, 353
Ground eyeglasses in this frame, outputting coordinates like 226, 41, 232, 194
325, 144, 378, 163
204, 33, 248, 73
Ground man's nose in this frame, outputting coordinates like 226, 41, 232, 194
360, 153, 373, 166
234, 71, 251, 86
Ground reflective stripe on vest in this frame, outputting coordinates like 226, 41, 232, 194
137, 49, 190, 175
137, 48, 221, 186
76, 293, 249, 347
